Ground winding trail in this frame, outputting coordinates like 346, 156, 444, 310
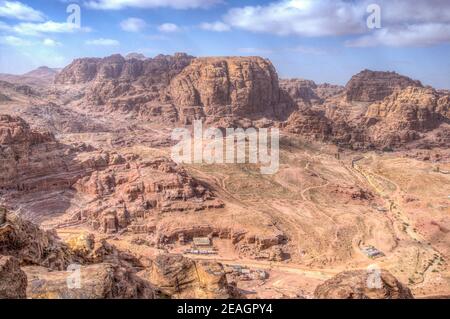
351, 155, 443, 285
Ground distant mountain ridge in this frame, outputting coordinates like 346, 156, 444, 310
0, 66, 60, 86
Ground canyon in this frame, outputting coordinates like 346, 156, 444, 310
0, 53, 448, 299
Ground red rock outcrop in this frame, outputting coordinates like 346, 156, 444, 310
314, 269, 414, 299
0, 208, 156, 299
284, 107, 331, 139
345, 70, 423, 102
54, 53, 194, 121
286, 71, 449, 150
146, 254, 236, 299
55, 53, 194, 85
0, 207, 73, 270
72, 156, 223, 234
364, 87, 450, 147
168, 57, 294, 123
24, 263, 154, 299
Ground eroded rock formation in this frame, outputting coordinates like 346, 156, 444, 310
147, 254, 236, 299
24, 263, 154, 299
314, 269, 414, 299
169, 57, 294, 122
345, 70, 423, 102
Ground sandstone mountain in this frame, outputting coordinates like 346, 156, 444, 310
168, 56, 294, 123
53, 53, 449, 151
55, 53, 194, 85
55, 54, 294, 123
286, 71, 449, 150
55, 53, 194, 121
345, 69, 423, 102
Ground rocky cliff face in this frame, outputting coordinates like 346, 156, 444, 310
55, 53, 194, 121
24, 263, 154, 299
314, 270, 414, 299
0, 115, 67, 195
169, 57, 293, 122
56, 54, 295, 123
364, 86, 450, 148
345, 70, 423, 102
147, 254, 236, 299
0, 208, 73, 270
55, 53, 194, 85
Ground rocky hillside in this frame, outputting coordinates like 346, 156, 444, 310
286, 71, 449, 150
0, 115, 222, 226
0, 66, 59, 86
0, 207, 237, 299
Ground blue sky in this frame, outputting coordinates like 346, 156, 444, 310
0, 0, 450, 88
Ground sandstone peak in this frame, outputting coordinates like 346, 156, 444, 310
23, 66, 59, 78
345, 69, 423, 102
169, 56, 293, 122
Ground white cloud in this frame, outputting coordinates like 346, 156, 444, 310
224, 0, 366, 37
158, 23, 181, 33
85, 0, 221, 10
42, 38, 62, 47
85, 38, 120, 46
0, 35, 32, 46
120, 17, 147, 32
347, 24, 450, 47
11, 21, 91, 36
222, 0, 450, 47
200, 21, 230, 32
0, 1, 45, 21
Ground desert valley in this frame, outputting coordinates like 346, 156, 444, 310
0, 53, 449, 299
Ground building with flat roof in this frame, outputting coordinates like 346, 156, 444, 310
192, 237, 212, 247
361, 246, 385, 259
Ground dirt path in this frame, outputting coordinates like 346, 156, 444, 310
352, 155, 443, 285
